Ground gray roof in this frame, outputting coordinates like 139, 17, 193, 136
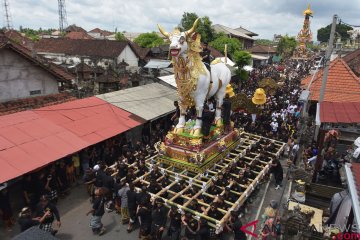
96, 83, 178, 121
212, 24, 254, 40
234, 26, 258, 37
144, 59, 171, 69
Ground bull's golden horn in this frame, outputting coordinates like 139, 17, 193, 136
185, 18, 200, 37
157, 24, 169, 38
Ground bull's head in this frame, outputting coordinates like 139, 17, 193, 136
157, 18, 200, 57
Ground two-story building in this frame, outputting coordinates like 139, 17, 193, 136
212, 24, 256, 49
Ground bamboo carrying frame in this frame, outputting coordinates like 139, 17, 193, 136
110, 131, 285, 233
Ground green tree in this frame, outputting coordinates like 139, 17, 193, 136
115, 32, 127, 41
210, 33, 242, 59
317, 24, 353, 43
134, 32, 164, 48
180, 12, 215, 43
254, 39, 275, 46
233, 50, 252, 69
276, 35, 297, 58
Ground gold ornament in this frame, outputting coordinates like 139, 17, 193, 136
252, 88, 266, 105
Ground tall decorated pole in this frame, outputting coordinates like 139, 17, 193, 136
294, 4, 314, 58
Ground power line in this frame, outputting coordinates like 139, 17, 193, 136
338, 19, 360, 28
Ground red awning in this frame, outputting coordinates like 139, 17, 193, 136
320, 101, 360, 124
0, 97, 144, 183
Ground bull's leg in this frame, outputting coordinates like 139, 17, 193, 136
174, 104, 186, 134
215, 88, 225, 126
190, 92, 206, 136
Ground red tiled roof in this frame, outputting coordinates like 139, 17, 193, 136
208, 46, 224, 58
0, 97, 144, 183
248, 45, 276, 54
89, 28, 113, 36
129, 41, 150, 60
0, 93, 76, 116
301, 58, 360, 102
319, 101, 360, 123
65, 25, 86, 33
65, 31, 93, 40
4, 30, 33, 49
0, 31, 75, 82
34, 38, 130, 59
343, 49, 360, 77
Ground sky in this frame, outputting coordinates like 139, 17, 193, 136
2, 0, 359, 40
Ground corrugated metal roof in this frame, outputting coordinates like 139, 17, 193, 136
96, 83, 178, 121
0, 97, 143, 183
158, 74, 177, 88
144, 59, 171, 69
212, 24, 254, 40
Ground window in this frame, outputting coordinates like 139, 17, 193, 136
30, 90, 41, 95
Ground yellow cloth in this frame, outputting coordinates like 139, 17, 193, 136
121, 207, 129, 223
72, 155, 80, 168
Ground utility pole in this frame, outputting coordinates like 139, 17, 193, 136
58, 0, 68, 34
3, 0, 13, 29
319, 15, 337, 102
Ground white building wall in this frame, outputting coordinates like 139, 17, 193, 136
117, 45, 139, 67
0, 49, 59, 102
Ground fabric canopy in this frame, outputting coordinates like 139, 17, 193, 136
319, 101, 360, 124
0, 97, 143, 183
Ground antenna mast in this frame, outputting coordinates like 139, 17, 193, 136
3, 0, 13, 29
58, 0, 68, 33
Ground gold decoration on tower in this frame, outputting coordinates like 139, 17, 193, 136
303, 4, 313, 16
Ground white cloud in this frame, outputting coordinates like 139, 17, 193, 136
2, 0, 359, 40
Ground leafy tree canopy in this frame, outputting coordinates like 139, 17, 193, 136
317, 23, 353, 43
180, 12, 215, 43
115, 32, 127, 41
133, 32, 164, 48
233, 50, 252, 69
276, 35, 297, 58
210, 33, 242, 59
254, 39, 275, 46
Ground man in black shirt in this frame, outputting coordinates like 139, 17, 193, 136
22, 175, 37, 210
36, 195, 61, 235
149, 179, 162, 194
201, 42, 211, 72
151, 198, 168, 239
86, 188, 106, 235
167, 206, 181, 240
126, 183, 138, 233
150, 165, 162, 181
197, 218, 210, 240
233, 215, 247, 240
137, 201, 152, 239
222, 94, 232, 133
183, 212, 198, 240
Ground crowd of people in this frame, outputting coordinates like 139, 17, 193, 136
0, 56, 317, 239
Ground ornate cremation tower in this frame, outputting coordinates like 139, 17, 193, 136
294, 4, 313, 58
